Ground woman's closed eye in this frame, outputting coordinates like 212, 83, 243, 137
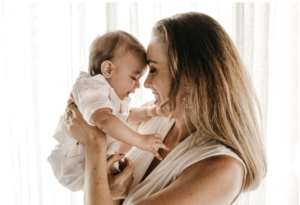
149, 66, 157, 73
131, 77, 137, 80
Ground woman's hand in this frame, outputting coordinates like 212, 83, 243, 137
64, 95, 106, 146
107, 154, 135, 200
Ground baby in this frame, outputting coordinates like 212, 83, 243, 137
50, 31, 168, 180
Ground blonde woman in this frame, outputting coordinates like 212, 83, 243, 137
60, 12, 267, 205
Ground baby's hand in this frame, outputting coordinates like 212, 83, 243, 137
146, 105, 160, 117
137, 133, 169, 160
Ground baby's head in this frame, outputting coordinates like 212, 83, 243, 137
89, 30, 147, 100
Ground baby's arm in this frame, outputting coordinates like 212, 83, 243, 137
91, 108, 168, 160
126, 105, 159, 125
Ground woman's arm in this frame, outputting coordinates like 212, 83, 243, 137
85, 141, 136, 205
137, 155, 244, 205
84, 137, 112, 205
65, 104, 135, 205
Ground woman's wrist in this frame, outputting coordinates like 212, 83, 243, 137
85, 129, 107, 149
85, 140, 107, 163
84, 134, 113, 205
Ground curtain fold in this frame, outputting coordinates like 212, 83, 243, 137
289, 4, 299, 205
0, 3, 298, 205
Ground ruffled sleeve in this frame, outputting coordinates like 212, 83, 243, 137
71, 72, 114, 126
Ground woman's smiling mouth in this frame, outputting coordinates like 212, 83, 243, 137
153, 93, 160, 104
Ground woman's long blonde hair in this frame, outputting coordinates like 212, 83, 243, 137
153, 12, 267, 192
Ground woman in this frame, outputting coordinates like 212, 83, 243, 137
62, 12, 267, 204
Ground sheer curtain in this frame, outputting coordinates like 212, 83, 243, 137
0, 3, 298, 205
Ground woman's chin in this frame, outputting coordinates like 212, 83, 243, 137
154, 97, 162, 105
155, 103, 170, 117
157, 110, 166, 117
154, 98, 161, 107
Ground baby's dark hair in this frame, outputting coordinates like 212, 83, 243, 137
89, 30, 146, 76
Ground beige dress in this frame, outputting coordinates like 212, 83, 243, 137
123, 116, 246, 205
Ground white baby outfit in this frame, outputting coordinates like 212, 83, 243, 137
49, 113, 247, 204
48, 71, 131, 191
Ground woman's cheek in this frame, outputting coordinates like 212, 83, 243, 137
159, 93, 170, 115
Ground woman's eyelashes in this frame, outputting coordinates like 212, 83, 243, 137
149, 66, 157, 73
131, 76, 137, 81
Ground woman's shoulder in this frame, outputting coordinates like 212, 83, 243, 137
183, 144, 245, 179
180, 138, 247, 175
178, 139, 246, 203
169, 138, 246, 204
178, 154, 245, 204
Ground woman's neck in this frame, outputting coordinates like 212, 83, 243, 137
170, 117, 193, 143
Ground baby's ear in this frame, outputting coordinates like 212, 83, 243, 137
101, 60, 114, 78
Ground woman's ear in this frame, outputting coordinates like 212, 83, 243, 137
101, 60, 114, 78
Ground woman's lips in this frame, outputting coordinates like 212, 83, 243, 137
154, 93, 160, 100
154, 93, 160, 105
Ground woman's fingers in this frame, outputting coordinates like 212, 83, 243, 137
109, 158, 135, 200
63, 115, 72, 127
66, 93, 75, 111
107, 154, 125, 174
125, 175, 134, 195
128, 175, 134, 188
68, 104, 79, 118
116, 157, 135, 181
118, 159, 127, 172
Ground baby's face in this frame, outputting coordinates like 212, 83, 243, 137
109, 52, 147, 100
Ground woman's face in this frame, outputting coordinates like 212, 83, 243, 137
144, 37, 172, 116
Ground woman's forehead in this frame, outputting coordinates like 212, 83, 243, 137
146, 37, 166, 66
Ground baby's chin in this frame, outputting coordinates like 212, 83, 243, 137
119, 92, 130, 100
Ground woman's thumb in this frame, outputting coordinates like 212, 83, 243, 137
107, 154, 125, 173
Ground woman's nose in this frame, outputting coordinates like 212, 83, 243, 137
144, 74, 152, 88
135, 79, 140, 89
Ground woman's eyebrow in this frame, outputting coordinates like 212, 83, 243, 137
147, 59, 158, 64
132, 70, 141, 74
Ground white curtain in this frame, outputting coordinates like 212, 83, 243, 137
0, 3, 298, 205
